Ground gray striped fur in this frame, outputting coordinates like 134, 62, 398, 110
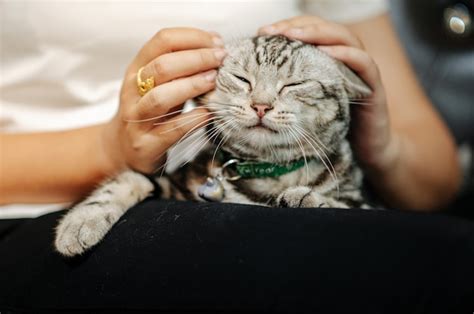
55, 35, 372, 256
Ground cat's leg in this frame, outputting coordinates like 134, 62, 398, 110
276, 186, 355, 208
55, 171, 154, 256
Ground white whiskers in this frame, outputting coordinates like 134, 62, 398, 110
286, 128, 310, 185
123, 104, 215, 123
292, 124, 340, 197
348, 99, 373, 106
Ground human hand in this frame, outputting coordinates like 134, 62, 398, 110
102, 27, 227, 174
258, 16, 400, 173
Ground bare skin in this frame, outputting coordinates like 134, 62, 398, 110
0, 16, 462, 210
1, 27, 225, 204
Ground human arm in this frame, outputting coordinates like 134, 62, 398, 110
259, 15, 461, 210
348, 15, 461, 210
0, 125, 116, 204
0, 28, 226, 205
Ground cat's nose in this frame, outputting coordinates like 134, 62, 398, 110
251, 103, 272, 118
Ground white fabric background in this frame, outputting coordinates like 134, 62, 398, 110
0, 0, 388, 218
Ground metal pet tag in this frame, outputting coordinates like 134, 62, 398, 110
197, 159, 241, 202
198, 177, 225, 202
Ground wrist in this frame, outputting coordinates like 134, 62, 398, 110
376, 133, 403, 173
362, 131, 405, 179
97, 121, 128, 176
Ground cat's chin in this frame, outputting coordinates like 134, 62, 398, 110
245, 128, 280, 145
235, 130, 288, 153
247, 125, 278, 134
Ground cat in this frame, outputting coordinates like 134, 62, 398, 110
55, 35, 372, 257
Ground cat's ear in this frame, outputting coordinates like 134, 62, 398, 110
336, 62, 372, 100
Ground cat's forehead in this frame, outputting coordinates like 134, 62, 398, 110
223, 35, 338, 79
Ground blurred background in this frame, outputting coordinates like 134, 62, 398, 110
390, 0, 473, 216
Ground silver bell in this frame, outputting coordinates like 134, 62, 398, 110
198, 177, 225, 202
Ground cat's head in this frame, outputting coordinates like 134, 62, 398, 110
199, 35, 371, 163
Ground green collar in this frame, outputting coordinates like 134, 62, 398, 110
219, 151, 308, 179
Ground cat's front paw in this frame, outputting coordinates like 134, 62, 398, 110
277, 186, 327, 208
55, 210, 118, 257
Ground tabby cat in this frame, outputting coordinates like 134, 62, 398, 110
55, 35, 372, 256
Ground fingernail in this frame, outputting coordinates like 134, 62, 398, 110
261, 25, 278, 34
203, 70, 217, 82
212, 36, 225, 47
213, 49, 227, 62
287, 28, 304, 37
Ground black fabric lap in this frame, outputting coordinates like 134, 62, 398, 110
1, 199, 474, 313
0, 218, 30, 239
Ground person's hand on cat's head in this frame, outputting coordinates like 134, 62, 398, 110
258, 16, 399, 175
102, 27, 227, 174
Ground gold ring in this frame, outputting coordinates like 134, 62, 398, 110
137, 67, 155, 96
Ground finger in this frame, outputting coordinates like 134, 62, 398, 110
318, 45, 381, 90
153, 108, 212, 150
258, 16, 363, 49
283, 24, 363, 49
130, 70, 217, 120
130, 27, 224, 73
140, 48, 227, 86
258, 15, 319, 34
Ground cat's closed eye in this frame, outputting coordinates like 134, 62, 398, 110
279, 80, 307, 94
232, 74, 251, 85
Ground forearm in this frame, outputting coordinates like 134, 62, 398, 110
366, 125, 461, 210
0, 124, 122, 204
349, 15, 462, 210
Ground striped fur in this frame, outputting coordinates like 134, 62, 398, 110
55, 35, 372, 256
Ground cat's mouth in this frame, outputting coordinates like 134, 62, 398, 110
248, 121, 278, 133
